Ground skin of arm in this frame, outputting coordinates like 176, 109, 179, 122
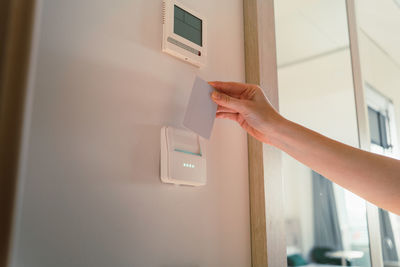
209, 81, 400, 215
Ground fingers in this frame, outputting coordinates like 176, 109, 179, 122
211, 91, 246, 112
217, 105, 236, 113
216, 112, 239, 122
209, 81, 252, 97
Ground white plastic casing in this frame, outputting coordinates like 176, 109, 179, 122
162, 0, 207, 67
160, 126, 206, 186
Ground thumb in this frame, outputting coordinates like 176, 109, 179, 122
211, 91, 245, 112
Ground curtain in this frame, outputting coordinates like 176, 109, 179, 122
312, 171, 343, 250
379, 208, 399, 262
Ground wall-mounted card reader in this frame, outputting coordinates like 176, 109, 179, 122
162, 0, 207, 67
160, 126, 206, 186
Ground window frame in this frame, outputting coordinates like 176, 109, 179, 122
341, 1, 384, 266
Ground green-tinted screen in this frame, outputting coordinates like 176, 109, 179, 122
173, 5, 202, 46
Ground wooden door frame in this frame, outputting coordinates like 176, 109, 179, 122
0, 0, 36, 266
243, 0, 286, 266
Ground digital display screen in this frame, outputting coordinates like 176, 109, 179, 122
173, 5, 202, 46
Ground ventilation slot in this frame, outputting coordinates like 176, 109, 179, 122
162, 1, 166, 24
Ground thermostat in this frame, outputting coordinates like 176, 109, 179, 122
162, 0, 207, 67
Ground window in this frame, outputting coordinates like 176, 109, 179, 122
368, 107, 390, 149
365, 84, 398, 157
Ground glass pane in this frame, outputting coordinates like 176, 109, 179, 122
368, 107, 383, 146
274, 0, 372, 266
356, 1, 400, 265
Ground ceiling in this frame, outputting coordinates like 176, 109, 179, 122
356, 0, 400, 68
274, 0, 400, 68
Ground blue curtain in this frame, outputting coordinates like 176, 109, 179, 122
312, 171, 343, 250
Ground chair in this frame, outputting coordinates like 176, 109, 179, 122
310, 247, 351, 266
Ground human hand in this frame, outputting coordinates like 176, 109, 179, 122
209, 81, 284, 144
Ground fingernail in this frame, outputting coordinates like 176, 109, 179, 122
211, 91, 220, 100
208, 81, 218, 88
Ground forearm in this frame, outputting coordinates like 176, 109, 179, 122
270, 118, 400, 214
209, 81, 400, 214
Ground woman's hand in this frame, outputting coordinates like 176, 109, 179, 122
209, 81, 284, 144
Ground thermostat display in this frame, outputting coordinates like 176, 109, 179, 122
162, 0, 207, 67
173, 5, 202, 46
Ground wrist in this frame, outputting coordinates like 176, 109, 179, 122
264, 115, 290, 147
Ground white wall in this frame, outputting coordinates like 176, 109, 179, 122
11, 1, 251, 267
